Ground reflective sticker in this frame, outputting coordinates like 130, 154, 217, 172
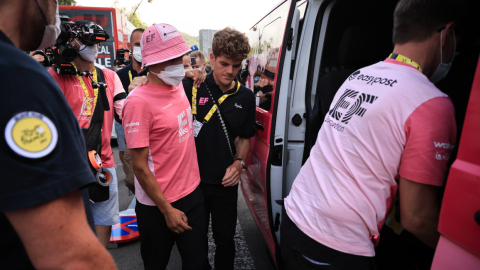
5, 111, 58, 159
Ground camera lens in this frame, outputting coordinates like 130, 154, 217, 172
59, 45, 77, 62
57, 29, 70, 44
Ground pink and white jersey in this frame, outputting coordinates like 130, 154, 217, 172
285, 59, 457, 257
122, 82, 200, 205
49, 67, 125, 168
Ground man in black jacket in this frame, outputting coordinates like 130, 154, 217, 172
183, 27, 255, 270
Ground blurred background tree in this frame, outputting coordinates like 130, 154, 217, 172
59, 0, 77, 5
112, 0, 199, 47
113, 0, 148, 29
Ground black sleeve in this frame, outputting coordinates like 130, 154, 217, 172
0, 65, 95, 212
182, 78, 194, 106
239, 89, 256, 139
116, 68, 130, 93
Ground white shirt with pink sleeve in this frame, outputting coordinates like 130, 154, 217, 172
284, 59, 457, 257
122, 82, 200, 205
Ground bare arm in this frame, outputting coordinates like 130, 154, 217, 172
5, 190, 117, 270
222, 137, 251, 187
399, 176, 441, 248
130, 147, 192, 233
185, 69, 206, 88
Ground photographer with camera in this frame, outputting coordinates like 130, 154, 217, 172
0, 0, 116, 269
48, 20, 127, 248
190, 50, 207, 73
114, 59, 126, 71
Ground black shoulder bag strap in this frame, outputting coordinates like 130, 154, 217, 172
83, 67, 110, 202
82, 67, 109, 156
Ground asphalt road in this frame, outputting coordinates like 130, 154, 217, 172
108, 144, 277, 270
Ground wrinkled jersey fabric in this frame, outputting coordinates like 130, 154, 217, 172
285, 59, 456, 256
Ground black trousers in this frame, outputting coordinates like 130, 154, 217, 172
281, 208, 376, 270
135, 186, 208, 270
200, 183, 238, 270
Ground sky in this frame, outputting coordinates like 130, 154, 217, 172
76, 0, 282, 36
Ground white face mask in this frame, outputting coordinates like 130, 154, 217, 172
150, 64, 185, 86
430, 29, 456, 84
36, 1, 61, 49
132, 46, 143, 63
76, 40, 99, 62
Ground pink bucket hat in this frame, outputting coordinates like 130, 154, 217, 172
140, 23, 192, 69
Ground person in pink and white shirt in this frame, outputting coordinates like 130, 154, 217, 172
122, 23, 207, 269
281, 1, 466, 269
49, 20, 126, 249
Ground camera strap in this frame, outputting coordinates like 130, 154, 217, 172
82, 67, 110, 203
82, 67, 106, 157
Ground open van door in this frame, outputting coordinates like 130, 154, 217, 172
241, 0, 304, 266
431, 55, 480, 270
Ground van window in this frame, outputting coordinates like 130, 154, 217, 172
247, 2, 306, 111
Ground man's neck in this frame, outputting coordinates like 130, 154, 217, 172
0, 3, 28, 50
74, 57, 95, 73
132, 60, 145, 74
392, 39, 439, 77
213, 72, 235, 93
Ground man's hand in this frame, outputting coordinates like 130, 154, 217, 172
164, 207, 192, 233
222, 160, 243, 187
185, 69, 206, 88
128, 76, 148, 92
130, 147, 191, 234
29, 51, 45, 63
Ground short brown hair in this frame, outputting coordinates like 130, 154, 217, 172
130, 28, 145, 43
392, 0, 467, 45
191, 50, 206, 63
212, 28, 250, 61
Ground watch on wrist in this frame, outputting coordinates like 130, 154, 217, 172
236, 158, 246, 169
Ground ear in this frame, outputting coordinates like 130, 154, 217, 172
441, 22, 456, 48
127, 42, 133, 51
210, 53, 216, 66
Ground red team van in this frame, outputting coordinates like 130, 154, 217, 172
242, 0, 480, 269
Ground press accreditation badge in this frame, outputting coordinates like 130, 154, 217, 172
193, 119, 203, 137
5, 111, 58, 159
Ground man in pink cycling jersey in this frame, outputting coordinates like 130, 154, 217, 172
281, 0, 466, 269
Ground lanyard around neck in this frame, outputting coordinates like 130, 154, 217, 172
72, 62, 98, 116
129, 70, 149, 82
192, 81, 240, 123
389, 53, 423, 73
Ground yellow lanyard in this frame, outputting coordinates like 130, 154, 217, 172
72, 62, 98, 116
129, 69, 149, 82
192, 82, 240, 123
389, 53, 423, 73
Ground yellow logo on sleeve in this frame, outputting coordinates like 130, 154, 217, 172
5, 112, 58, 159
